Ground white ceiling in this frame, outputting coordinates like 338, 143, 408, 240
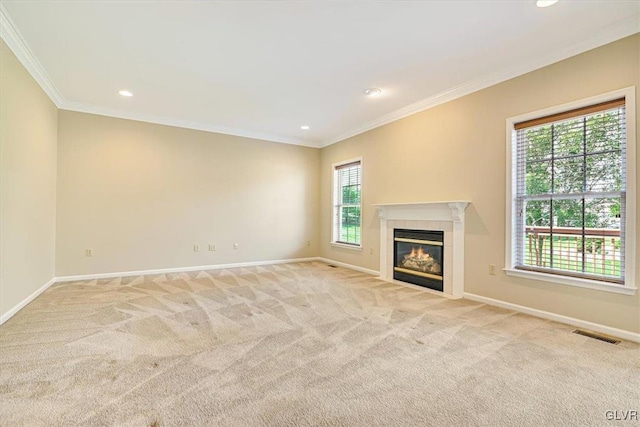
2, 1, 639, 148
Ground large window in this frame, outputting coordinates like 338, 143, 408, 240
506, 88, 636, 294
332, 159, 362, 247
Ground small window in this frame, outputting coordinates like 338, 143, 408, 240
332, 159, 362, 247
506, 88, 636, 294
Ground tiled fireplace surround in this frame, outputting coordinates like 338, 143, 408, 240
374, 201, 470, 298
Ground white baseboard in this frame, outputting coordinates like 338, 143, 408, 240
1, 258, 320, 325
464, 292, 640, 344
55, 257, 320, 282
316, 257, 380, 276
0, 277, 56, 325
7, 265, 636, 344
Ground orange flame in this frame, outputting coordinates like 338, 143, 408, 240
409, 246, 429, 259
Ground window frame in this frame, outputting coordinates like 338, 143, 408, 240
505, 87, 637, 295
331, 157, 363, 250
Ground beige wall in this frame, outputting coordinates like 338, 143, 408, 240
56, 111, 319, 276
0, 40, 58, 318
2, 30, 638, 335
320, 35, 640, 333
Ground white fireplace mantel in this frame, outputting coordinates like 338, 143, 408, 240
373, 201, 470, 222
373, 201, 470, 297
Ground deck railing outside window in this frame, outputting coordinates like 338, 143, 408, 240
523, 226, 621, 280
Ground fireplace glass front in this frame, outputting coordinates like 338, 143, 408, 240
393, 229, 444, 292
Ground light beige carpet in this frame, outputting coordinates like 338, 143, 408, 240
0, 261, 638, 426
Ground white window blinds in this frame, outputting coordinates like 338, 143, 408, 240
333, 161, 362, 246
514, 98, 626, 283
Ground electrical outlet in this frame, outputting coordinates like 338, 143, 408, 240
85, 249, 93, 257
489, 264, 496, 275
209, 244, 216, 251
233, 243, 239, 249
307, 240, 311, 247
369, 247, 374, 255
194, 244, 200, 252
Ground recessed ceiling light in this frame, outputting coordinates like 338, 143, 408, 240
364, 88, 382, 97
536, 0, 559, 7
118, 90, 133, 97
300, 125, 310, 130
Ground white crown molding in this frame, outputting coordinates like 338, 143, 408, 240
0, 3, 318, 148
320, 14, 640, 148
59, 100, 320, 148
2, 0, 637, 150
0, 3, 64, 106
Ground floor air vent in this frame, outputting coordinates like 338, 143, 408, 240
572, 329, 621, 345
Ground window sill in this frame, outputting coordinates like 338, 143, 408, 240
330, 242, 363, 251
504, 268, 637, 296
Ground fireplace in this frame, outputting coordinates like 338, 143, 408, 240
375, 201, 469, 297
393, 229, 444, 291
